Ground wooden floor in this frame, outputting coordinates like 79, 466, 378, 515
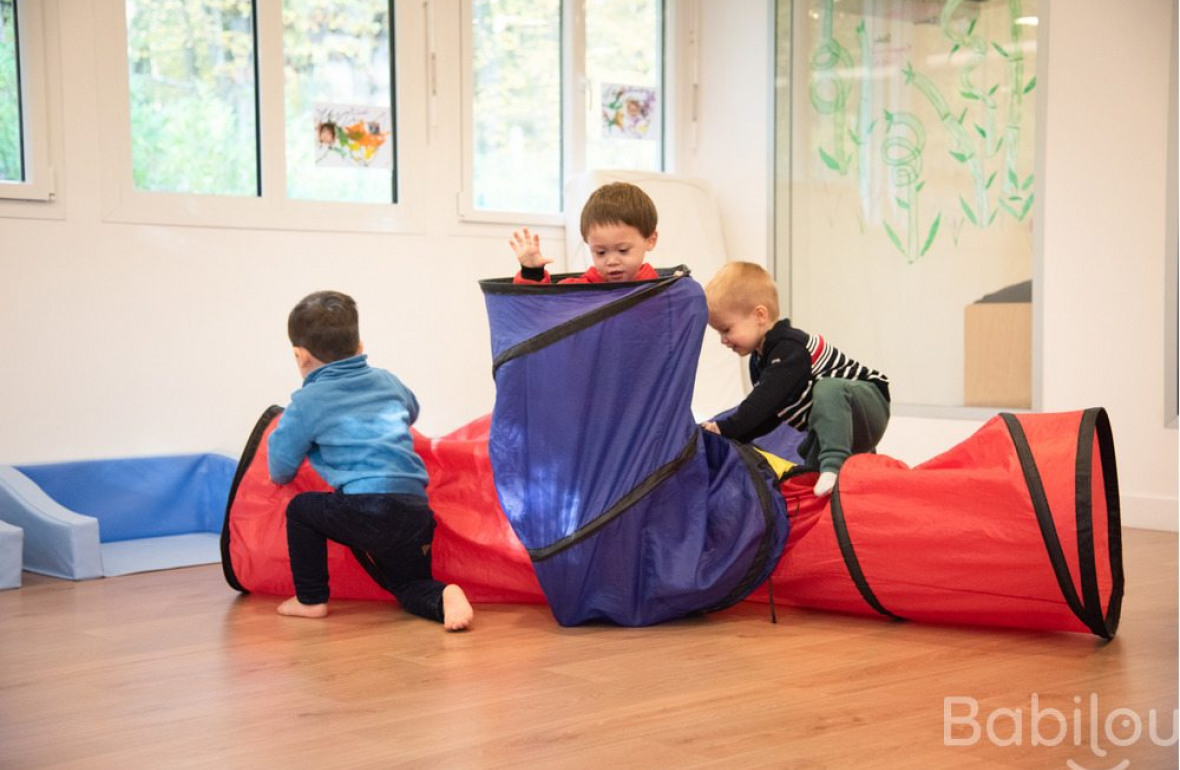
1, 529, 1175, 769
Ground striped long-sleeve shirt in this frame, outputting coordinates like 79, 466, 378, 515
716, 319, 890, 442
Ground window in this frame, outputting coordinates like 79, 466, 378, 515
99, 0, 413, 231
469, 0, 561, 214
125, 0, 259, 196
1, 0, 23, 183
583, 0, 663, 173
0, 0, 53, 202
462, 0, 665, 219
282, 0, 397, 204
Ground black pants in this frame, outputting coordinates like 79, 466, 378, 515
285, 491, 446, 622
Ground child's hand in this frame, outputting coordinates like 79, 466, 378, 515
701, 421, 720, 434
509, 228, 554, 270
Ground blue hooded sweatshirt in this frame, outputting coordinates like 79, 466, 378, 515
267, 354, 429, 496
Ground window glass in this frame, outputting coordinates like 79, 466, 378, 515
471, 0, 562, 214
0, 0, 22, 182
467, 0, 664, 217
125, 0, 258, 196
283, 0, 396, 203
584, 0, 662, 172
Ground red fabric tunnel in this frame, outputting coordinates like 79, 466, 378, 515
223, 405, 1123, 638
755, 408, 1124, 638
220, 406, 545, 605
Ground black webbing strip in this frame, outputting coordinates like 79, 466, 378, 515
829, 482, 905, 621
528, 432, 698, 562
1001, 413, 1102, 636
492, 270, 686, 374
1076, 407, 1125, 639
1074, 409, 1103, 636
1096, 407, 1125, 638
220, 404, 285, 593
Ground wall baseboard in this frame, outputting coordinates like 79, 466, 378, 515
1121, 495, 1178, 532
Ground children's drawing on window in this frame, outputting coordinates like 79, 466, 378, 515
805, 0, 1036, 263
313, 103, 393, 169
601, 84, 660, 141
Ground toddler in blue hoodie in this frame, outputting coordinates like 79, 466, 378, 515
268, 290, 473, 630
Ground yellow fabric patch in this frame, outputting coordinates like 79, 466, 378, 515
755, 449, 795, 479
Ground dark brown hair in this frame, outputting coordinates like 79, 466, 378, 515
287, 290, 360, 363
579, 182, 658, 239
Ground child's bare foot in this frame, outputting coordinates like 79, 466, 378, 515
277, 596, 328, 618
442, 584, 473, 631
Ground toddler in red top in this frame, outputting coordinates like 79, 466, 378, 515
509, 182, 660, 284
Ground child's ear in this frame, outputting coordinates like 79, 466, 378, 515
646, 230, 659, 250
357, 340, 365, 355
753, 304, 772, 324
293, 346, 313, 368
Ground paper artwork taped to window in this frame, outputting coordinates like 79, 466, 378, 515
314, 103, 393, 169
601, 84, 659, 141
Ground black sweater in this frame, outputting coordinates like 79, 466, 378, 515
716, 319, 890, 442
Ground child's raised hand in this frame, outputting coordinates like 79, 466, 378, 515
509, 228, 553, 270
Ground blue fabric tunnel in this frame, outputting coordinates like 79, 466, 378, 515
480, 268, 790, 626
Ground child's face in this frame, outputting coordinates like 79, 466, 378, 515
708, 305, 771, 357
585, 222, 657, 282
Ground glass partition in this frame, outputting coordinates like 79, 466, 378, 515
775, 0, 1040, 408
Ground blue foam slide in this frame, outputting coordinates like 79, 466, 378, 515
0, 454, 235, 580
0, 518, 21, 589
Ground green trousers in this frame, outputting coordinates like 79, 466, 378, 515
804, 378, 891, 474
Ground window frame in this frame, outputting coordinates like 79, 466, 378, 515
95, 0, 425, 234
458, 0, 669, 226
0, 0, 55, 204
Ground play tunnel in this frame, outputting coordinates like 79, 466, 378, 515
751, 407, 1123, 638
221, 270, 1122, 638
479, 268, 790, 626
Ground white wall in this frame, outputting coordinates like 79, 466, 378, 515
1035, 0, 1177, 530
1, 0, 1175, 531
679, 1, 774, 267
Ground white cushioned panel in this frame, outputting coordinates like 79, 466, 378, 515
0, 519, 22, 589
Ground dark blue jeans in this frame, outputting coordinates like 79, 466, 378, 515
285, 491, 446, 622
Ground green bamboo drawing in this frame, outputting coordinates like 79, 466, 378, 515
940, 0, 1000, 159
853, 19, 878, 217
903, 61, 991, 228
809, 0, 854, 173
882, 110, 940, 263
1001, 0, 1035, 219
804, 0, 1036, 261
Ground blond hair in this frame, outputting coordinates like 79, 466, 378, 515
704, 261, 780, 319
